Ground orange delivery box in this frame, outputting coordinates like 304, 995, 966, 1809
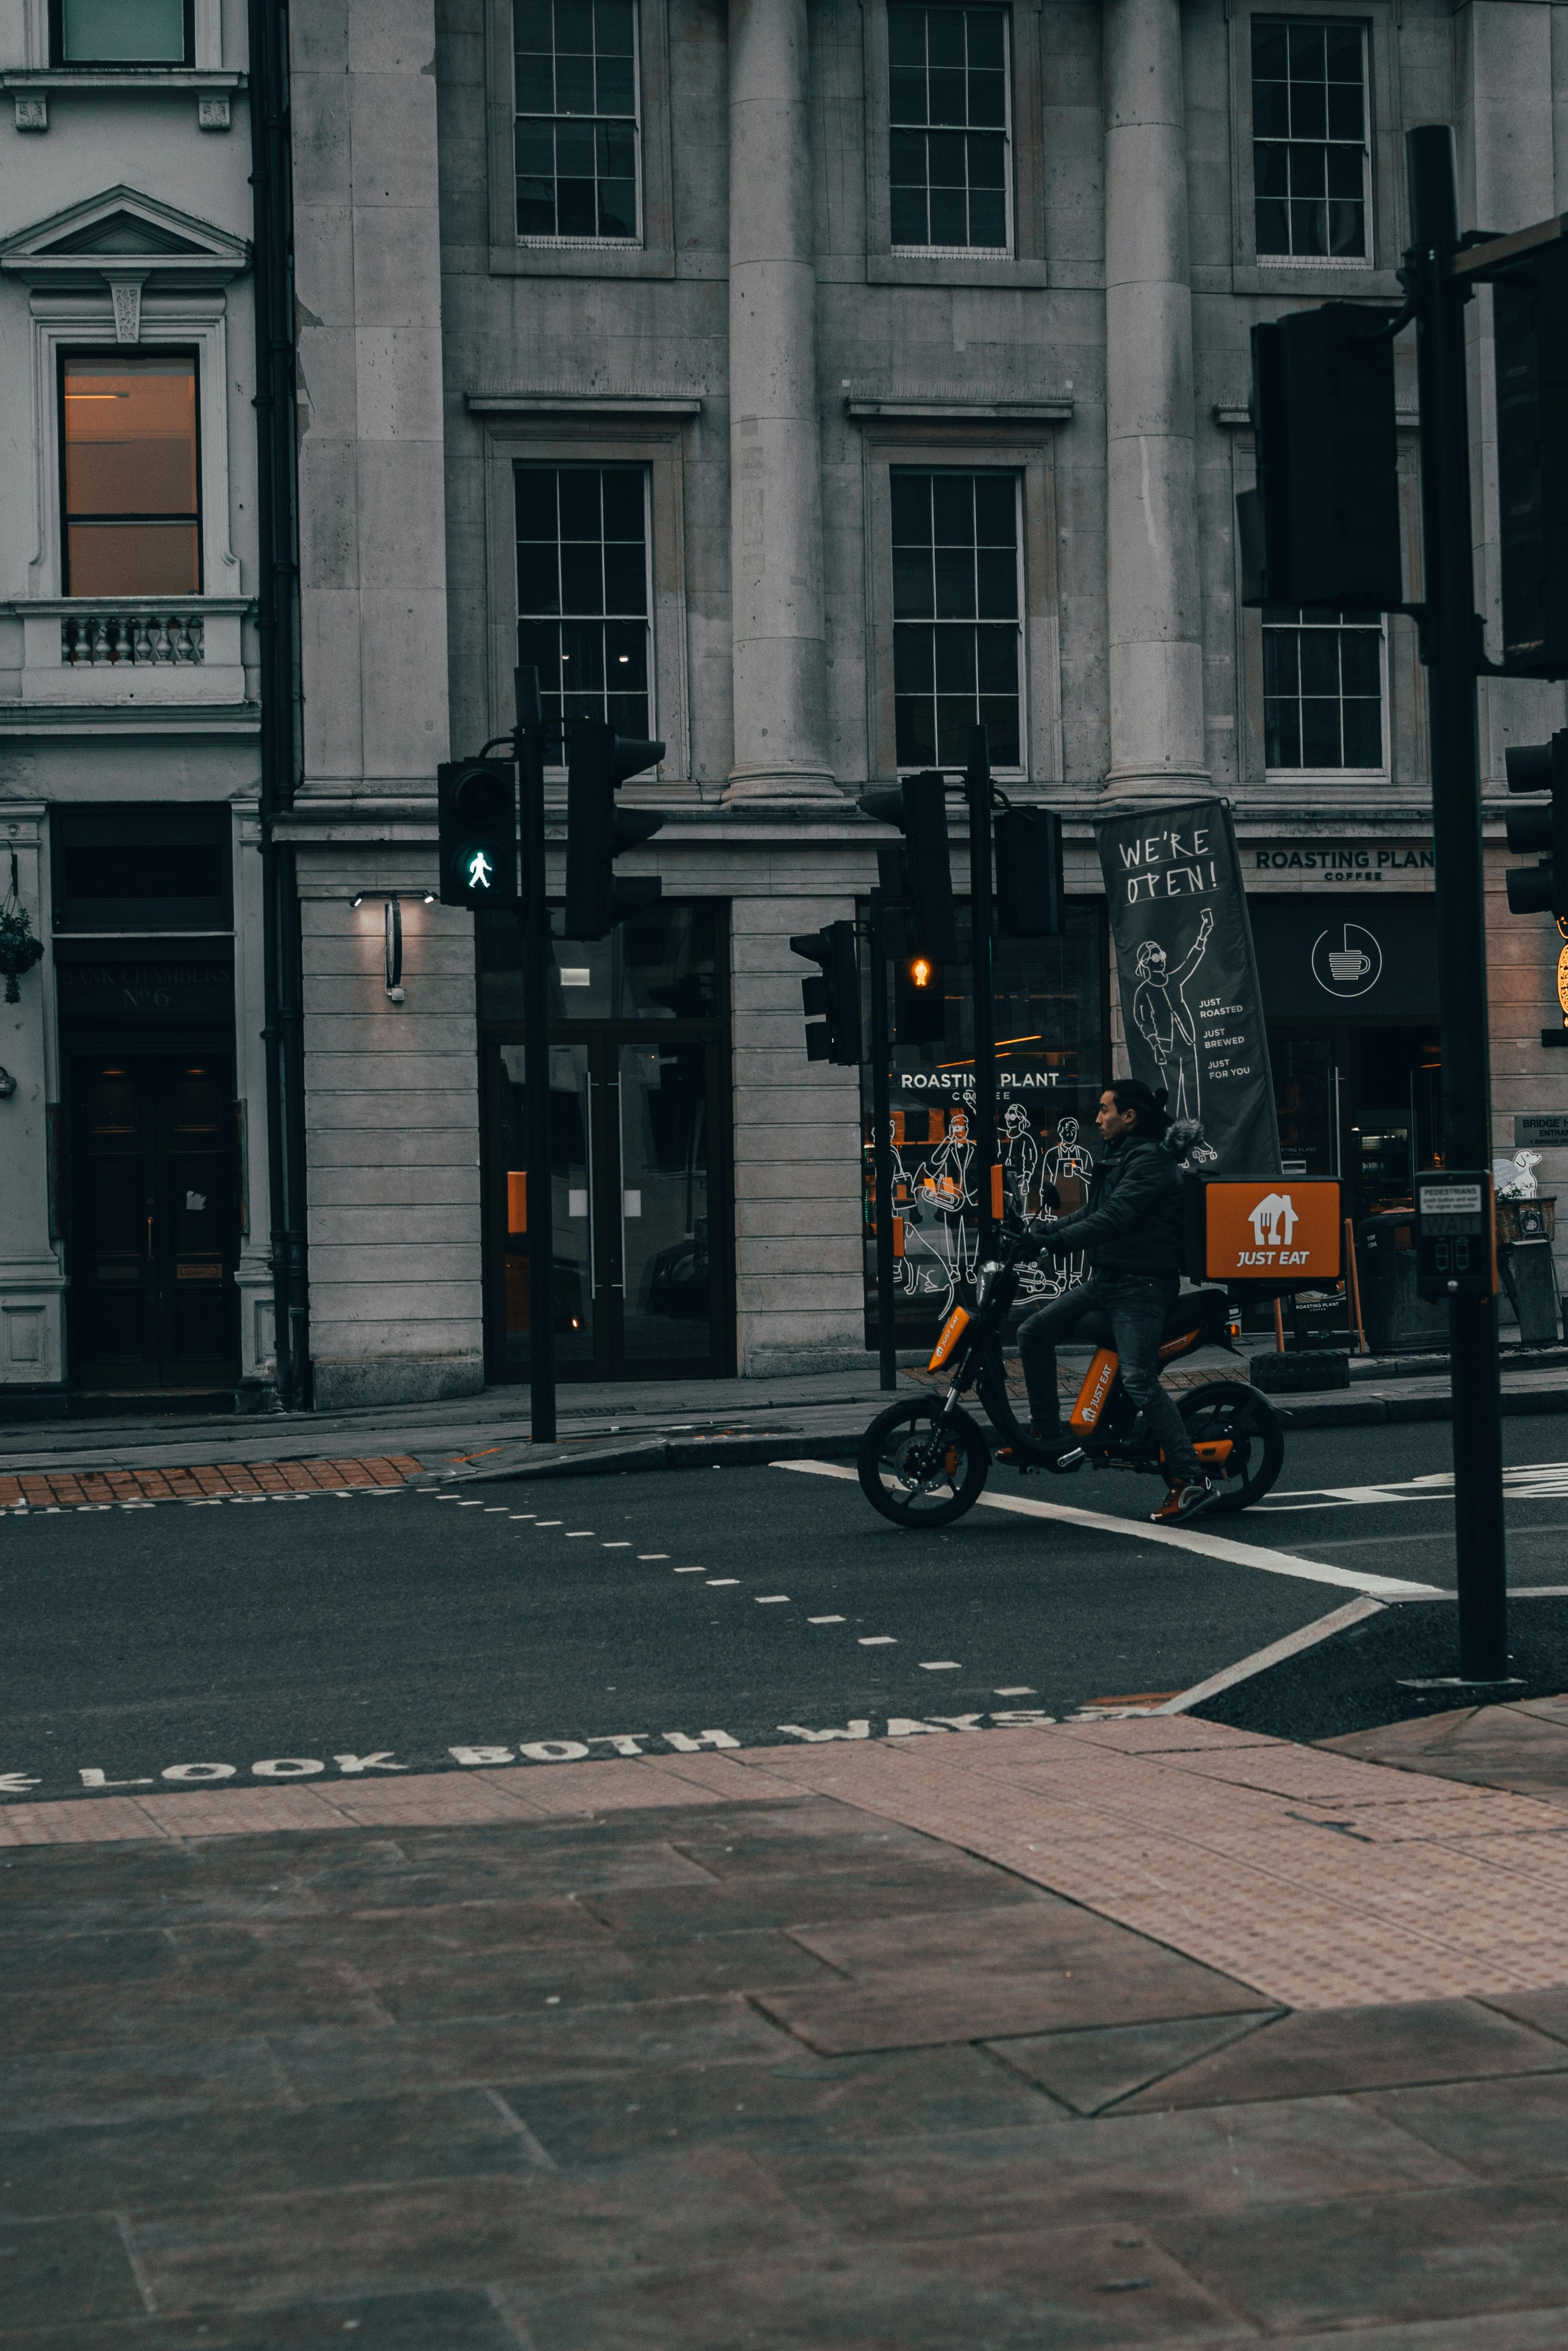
1183, 1176, 1343, 1285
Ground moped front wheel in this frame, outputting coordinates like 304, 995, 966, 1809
856, 1398, 990, 1529
1178, 1381, 1284, 1512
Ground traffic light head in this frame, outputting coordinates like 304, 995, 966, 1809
564, 719, 666, 939
1503, 730, 1568, 919
789, 922, 862, 1065
1243, 303, 1403, 611
436, 759, 519, 908
859, 771, 957, 962
1494, 242, 1568, 677
895, 950, 946, 1046
994, 805, 1063, 938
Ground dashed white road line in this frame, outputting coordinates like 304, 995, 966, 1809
773, 1458, 1441, 1598
859, 1635, 896, 1646
809, 1614, 845, 1624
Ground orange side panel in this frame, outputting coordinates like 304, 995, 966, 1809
506, 1170, 527, 1234
1069, 1346, 1119, 1431
928, 1304, 971, 1372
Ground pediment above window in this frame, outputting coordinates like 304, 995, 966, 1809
0, 186, 249, 289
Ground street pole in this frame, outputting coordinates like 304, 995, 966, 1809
868, 892, 898, 1390
966, 725, 999, 1262
515, 666, 556, 1446
1406, 125, 1508, 1679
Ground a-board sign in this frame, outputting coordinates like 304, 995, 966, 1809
1183, 1175, 1343, 1284
1414, 1170, 1496, 1302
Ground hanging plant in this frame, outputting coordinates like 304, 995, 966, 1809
0, 854, 43, 1006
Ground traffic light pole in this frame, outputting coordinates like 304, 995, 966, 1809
966, 725, 1000, 1262
1407, 127, 1509, 1681
868, 894, 898, 1391
515, 666, 556, 1446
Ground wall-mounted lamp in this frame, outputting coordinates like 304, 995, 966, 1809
385, 895, 404, 1002
351, 893, 364, 908
423, 892, 436, 905
0, 1067, 16, 1100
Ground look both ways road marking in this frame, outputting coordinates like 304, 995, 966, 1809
774, 1460, 1439, 1599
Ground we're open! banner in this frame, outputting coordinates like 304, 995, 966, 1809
1094, 800, 1282, 1178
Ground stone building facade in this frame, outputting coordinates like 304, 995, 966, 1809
2, 0, 1566, 1414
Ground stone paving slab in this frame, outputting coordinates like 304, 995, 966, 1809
4, 1721, 1568, 2345
8, 1713, 1568, 2011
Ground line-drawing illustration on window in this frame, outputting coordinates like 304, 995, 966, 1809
892, 468, 1022, 768
1263, 606, 1385, 769
514, 0, 640, 243
516, 464, 651, 739
61, 350, 200, 597
1252, 16, 1369, 261
889, 1, 1010, 252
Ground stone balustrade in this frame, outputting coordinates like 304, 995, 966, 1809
60, 610, 205, 666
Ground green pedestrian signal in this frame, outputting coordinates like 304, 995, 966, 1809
436, 760, 518, 909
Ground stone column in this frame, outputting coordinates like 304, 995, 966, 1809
724, 0, 837, 802
1102, 0, 1207, 795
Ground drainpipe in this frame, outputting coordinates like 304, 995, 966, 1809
249, 0, 310, 1408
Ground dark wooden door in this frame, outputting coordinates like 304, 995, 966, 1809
69, 1055, 239, 1390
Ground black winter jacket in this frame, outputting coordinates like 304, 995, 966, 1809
1041, 1132, 1185, 1276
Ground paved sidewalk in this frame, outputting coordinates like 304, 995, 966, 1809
7, 1707, 1568, 2342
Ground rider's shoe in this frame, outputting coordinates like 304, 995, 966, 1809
1149, 1477, 1224, 1525
998, 1427, 1077, 1469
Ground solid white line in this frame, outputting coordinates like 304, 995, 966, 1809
772, 1458, 1442, 1598
1154, 1595, 1388, 1715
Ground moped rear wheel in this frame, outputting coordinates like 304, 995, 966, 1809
1177, 1381, 1284, 1512
856, 1398, 990, 1529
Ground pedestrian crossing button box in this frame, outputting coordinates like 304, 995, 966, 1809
1183, 1175, 1343, 1286
1414, 1171, 1497, 1302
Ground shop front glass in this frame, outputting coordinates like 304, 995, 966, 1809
861, 901, 1107, 1348
480, 902, 732, 1380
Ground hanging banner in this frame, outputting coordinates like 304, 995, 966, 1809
1094, 800, 1282, 1176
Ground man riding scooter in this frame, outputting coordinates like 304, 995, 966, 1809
1010, 1077, 1222, 1524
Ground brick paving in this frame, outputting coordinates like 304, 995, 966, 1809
5, 1716, 1568, 2344
7, 1709, 1568, 2018
0, 1453, 422, 1508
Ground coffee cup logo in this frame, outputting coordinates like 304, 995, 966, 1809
1313, 922, 1383, 1000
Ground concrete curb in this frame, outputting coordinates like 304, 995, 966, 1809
430, 1430, 865, 1485
421, 1379, 1568, 1481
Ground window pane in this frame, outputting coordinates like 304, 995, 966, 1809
519, 464, 651, 734
63, 357, 197, 518
1262, 614, 1383, 772
887, 4, 1010, 251
893, 627, 934, 692
893, 472, 1021, 769
66, 522, 199, 597
968, 187, 1006, 247
514, 0, 641, 243
934, 546, 976, 619
887, 6, 926, 68
896, 694, 936, 767
1251, 18, 1365, 260
893, 548, 934, 619
61, 0, 185, 60
603, 541, 647, 616
1341, 697, 1382, 766
890, 472, 932, 545
1339, 628, 1380, 695
974, 547, 1017, 619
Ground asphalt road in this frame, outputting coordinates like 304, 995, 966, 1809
4, 1414, 1567, 1806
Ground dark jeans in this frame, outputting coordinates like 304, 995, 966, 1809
1016, 1270, 1202, 1484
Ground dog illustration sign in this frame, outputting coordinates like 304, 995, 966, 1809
1195, 1177, 1342, 1281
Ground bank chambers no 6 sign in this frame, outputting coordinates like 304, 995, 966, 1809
1095, 799, 1283, 1178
